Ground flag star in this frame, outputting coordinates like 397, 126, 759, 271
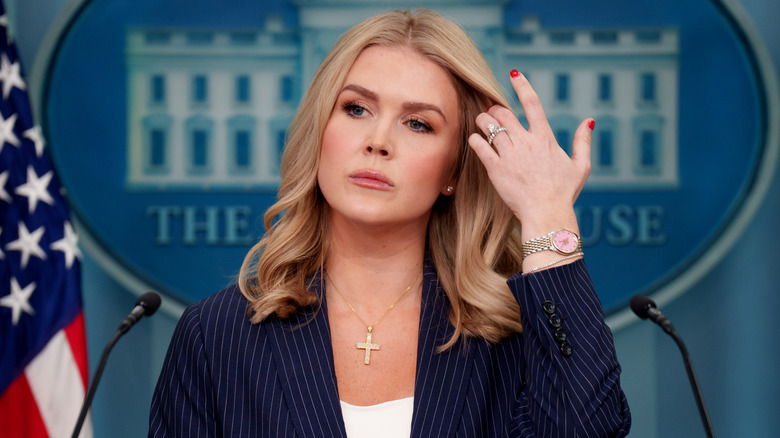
6, 222, 47, 268
24, 126, 46, 157
15, 166, 54, 213
0, 227, 4, 259
50, 221, 81, 268
0, 112, 20, 153
0, 170, 11, 203
0, 53, 26, 99
0, 278, 36, 325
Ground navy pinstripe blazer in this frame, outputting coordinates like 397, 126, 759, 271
149, 259, 630, 437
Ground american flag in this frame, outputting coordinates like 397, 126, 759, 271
0, 2, 92, 437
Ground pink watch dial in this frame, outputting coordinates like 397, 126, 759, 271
552, 229, 579, 253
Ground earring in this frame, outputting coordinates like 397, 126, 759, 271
446, 186, 454, 193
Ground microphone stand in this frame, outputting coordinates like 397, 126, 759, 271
71, 330, 123, 438
631, 295, 715, 438
667, 329, 715, 438
71, 291, 161, 438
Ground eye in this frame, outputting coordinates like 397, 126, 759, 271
407, 118, 433, 133
343, 102, 368, 118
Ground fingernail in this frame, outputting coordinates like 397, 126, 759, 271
588, 119, 596, 130
510, 69, 520, 78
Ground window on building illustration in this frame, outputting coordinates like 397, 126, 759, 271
280, 75, 294, 103
187, 32, 213, 45
145, 31, 170, 45
276, 130, 287, 174
150, 129, 166, 168
598, 74, 612, 102
507, 32, 533, 45
236, 75, 251, 104
550, 32, 575, 44
274, 33, 299, 46
192, 130, 209, 168
598, 130, 614, 168
555, 74, 570, 103
555, 129, 571, 156
192, 75, 209, 104
235, 130, 251, 169
640, 130, 657, 168
592, 31, 618, 44
142, 114, 172, 175
636, 31, 661, 44
230, 32, 257, 45
151, 75, 166, 105
640, 73, 656, 103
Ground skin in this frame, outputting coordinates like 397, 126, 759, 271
467, 71, 592, 272
320, 45, 459, 405
320, 46, 593, 406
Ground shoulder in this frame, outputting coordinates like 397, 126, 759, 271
176, 284, 256, 342
190, 284, 249, 318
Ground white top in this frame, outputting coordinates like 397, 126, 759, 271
340, 397, 414, 438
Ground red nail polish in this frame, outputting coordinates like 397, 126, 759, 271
510, 69, 520, 78
588, 119, 596, 130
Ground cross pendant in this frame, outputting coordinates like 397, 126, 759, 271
356, 325, 381, 365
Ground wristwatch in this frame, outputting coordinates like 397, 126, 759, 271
522, 229, 582, 259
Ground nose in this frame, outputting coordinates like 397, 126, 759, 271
364, 120, 393, 158
365, 144, 390, 157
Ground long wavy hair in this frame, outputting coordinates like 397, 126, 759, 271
239, 8, 524, 349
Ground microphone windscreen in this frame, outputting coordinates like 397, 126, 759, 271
137, 291, 162, 316
630, 294, 656, 319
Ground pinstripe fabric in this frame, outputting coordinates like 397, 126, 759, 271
149, 259, 630, 437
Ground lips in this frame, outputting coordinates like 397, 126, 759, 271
349, 169, 394, 190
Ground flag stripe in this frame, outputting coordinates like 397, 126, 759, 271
63, 312, 89, 387
0, 374, 50, 438
25, 330, 91, 438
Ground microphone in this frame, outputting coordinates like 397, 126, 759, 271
118, 291, 162, 334
71, 291, 162, 438
630, 294, 675, 334
630, 294, 716, 438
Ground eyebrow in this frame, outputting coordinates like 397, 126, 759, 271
340, 84, 447, 122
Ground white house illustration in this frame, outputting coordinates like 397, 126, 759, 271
125, 0, 679, 191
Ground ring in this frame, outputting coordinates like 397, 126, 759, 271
487, 123, 508, 146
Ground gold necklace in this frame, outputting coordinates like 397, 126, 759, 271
326, 272, 421, 365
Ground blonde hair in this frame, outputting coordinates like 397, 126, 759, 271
239, 9, 524, 349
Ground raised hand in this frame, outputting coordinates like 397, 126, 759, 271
468, 70, 594, 271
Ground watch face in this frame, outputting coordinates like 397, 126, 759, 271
552, 229, 579, 253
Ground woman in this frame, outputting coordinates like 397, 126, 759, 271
149, 9, 631, 437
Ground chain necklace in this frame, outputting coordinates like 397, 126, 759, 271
326, 272, 421, 365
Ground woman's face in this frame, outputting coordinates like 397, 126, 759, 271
318, 45, 460, 232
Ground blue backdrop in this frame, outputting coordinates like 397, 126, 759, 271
6, 0, 780, 436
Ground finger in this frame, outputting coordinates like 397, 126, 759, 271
571, 118, 595, 175
475, 113, 508, 152
489, 108, 525, 150
508, 70, 551, 134
468, 132, 500, 169
487, 105, 527, 135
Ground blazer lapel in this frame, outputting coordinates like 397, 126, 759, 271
411, 262, 476, 437
264, 277, 347, 438
264, 264, 475, 437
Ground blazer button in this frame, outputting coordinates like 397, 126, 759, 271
553, 328, 567, 343
547, 314, 562, 329
560, 342, 573, 357
542, 300, 557, 315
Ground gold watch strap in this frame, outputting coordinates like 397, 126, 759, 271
522, 230, 582, 259
522, 234, 554, 258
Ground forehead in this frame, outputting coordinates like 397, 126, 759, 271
342, 45, 459, 113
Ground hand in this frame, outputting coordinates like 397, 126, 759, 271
467, 70, 593, 241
